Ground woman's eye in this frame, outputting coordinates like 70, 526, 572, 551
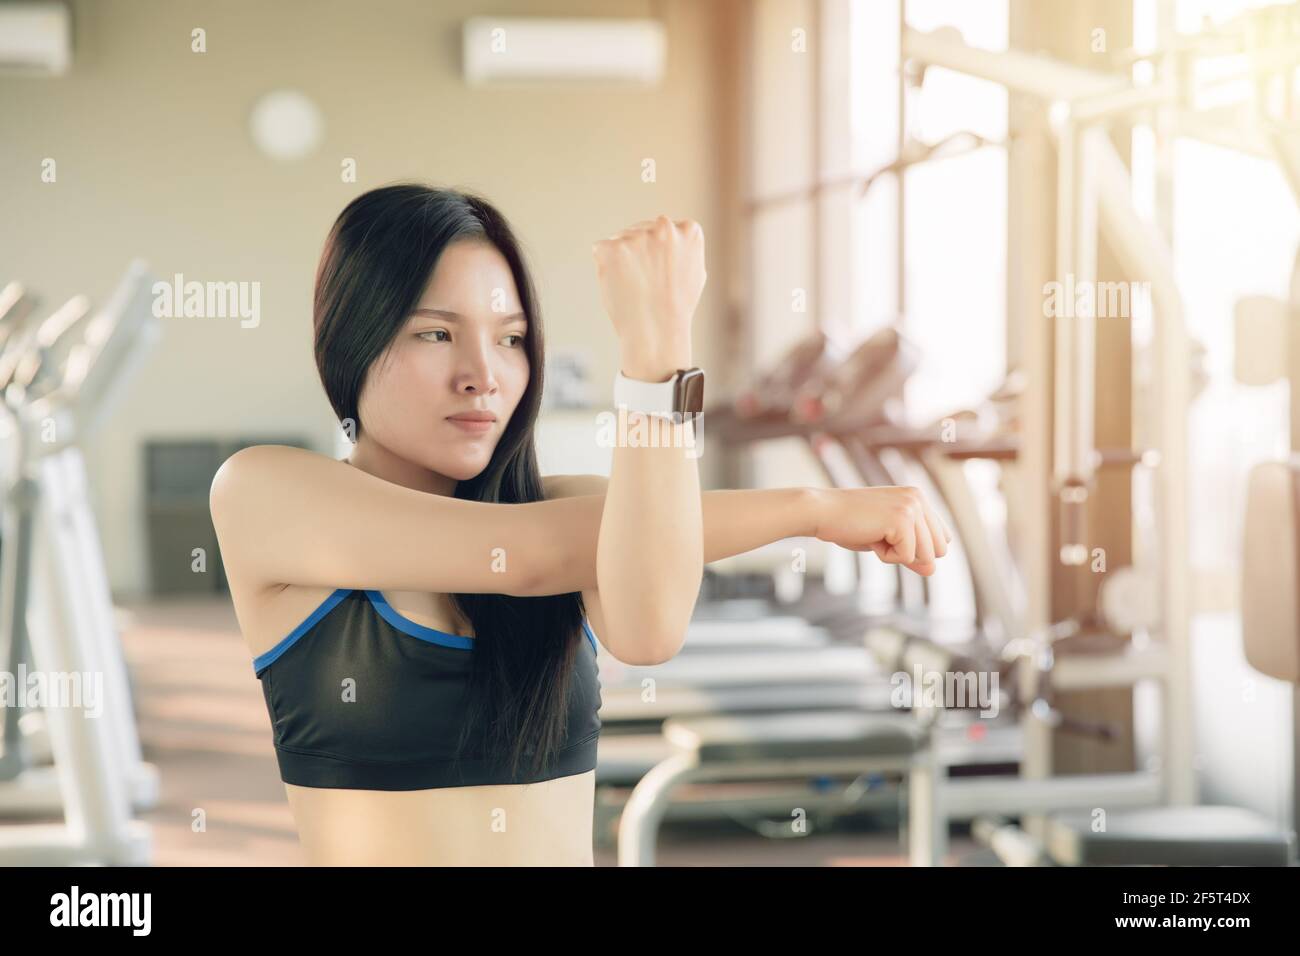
418, 329, 522, 346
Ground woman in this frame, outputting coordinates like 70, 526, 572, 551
209, 183, 950, 866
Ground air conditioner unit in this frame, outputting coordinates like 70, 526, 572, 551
0, 1, 72, 76
462, 17, 665, 87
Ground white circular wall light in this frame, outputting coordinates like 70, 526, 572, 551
249, 89, 324, 161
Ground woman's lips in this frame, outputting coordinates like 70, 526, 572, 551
446, 417, 494, 435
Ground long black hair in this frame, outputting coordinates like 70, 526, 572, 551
312, 182, 586, 780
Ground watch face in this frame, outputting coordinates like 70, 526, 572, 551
675, 368, 705, 416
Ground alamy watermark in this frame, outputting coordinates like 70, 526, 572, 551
891, 664, 1000, 718
50, 885, 150, 936
595, 409, 704, 459
1042, 273, 1151, 319
0, 665, 104, 719
152, 273, 259, 328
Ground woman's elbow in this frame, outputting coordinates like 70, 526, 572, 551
613, 643, 678, 667
622, 582, 699, 663
595, 566, 702, 663
606, 618, 688, 666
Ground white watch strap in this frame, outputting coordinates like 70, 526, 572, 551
614, 371, 678, 418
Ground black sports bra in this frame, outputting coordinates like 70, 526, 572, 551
252, 589, 603, 790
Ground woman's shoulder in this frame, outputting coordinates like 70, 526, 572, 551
210, 445, 344, 660
209, 443, 338, 529
213, 443, 327, 492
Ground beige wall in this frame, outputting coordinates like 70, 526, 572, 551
0, 0, 732, 598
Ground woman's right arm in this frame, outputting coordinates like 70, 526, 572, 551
209, 443, 595, 598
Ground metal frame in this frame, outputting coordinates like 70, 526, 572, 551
617, 730, 944, 867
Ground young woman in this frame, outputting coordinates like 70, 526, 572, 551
209, 183, 950, 866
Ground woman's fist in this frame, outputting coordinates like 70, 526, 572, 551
593, 215, 706, 381
811, 485, 952, 576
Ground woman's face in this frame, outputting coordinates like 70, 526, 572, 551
356, 239, 531, 483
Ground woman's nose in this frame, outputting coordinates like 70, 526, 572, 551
452, 339, 499, 394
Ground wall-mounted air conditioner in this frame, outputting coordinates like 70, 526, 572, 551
462, 17, 666, 87
0, 1, 72, 76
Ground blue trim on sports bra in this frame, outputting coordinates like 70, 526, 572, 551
364, 589, 476, 649
582, 619, 599, 655
251, 587, 601, 674
252, 587, 351, 675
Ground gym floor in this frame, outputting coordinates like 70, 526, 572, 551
113, 598, 980, 867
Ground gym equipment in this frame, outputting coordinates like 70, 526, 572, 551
0, 261, 161, 864
0, 282, 38, 782
617, 711, 943, 867
615, 4, 1300, 865
0, 285, 90, 779
963, 452, 1300, 866
900, 6, 1298, 865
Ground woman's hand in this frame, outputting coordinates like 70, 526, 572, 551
810, 486, 952, 576
592, 215, 707, 381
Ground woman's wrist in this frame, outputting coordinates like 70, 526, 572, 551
798, 486, 829, 540
619, 333, 693, 381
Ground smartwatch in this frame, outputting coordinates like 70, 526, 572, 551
613, 368, 705, 421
